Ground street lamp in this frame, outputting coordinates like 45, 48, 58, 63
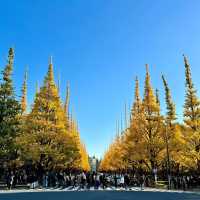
165, 124, 171, 190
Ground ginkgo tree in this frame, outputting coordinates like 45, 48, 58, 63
100, 59, 200, 178
16, 57, 90, 172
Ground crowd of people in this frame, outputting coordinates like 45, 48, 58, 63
4, 170, 138, 190
3, 170, 200, 191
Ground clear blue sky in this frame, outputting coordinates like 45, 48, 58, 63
1, 0, 200, 158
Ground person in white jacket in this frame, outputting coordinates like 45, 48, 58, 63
120, 175, 125, 188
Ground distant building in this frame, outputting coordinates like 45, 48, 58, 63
89, 156, 99, 172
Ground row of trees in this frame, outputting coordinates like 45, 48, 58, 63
0, 48, 90, 176
99, 56, 200, 178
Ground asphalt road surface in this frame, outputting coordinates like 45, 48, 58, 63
0, 191, 199, 200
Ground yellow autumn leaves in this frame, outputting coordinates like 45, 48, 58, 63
17, 57, 90, 172
100, 57, 200, 174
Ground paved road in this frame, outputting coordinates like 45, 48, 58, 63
0, 191, 199, 200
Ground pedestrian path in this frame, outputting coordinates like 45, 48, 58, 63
0, 186, 199, 194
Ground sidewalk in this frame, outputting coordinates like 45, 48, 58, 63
0, 186, 200, 194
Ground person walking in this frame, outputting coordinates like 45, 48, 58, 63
102, 173, 107, 189
120, 174, 125, 188
81, 172, 86, 189
124, 173, 130, 189
10, 171, 15, 189
139, 175, 144, 190
114, 174, 118, 188
86, 173, 90, 189
95, 173, 100, 189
